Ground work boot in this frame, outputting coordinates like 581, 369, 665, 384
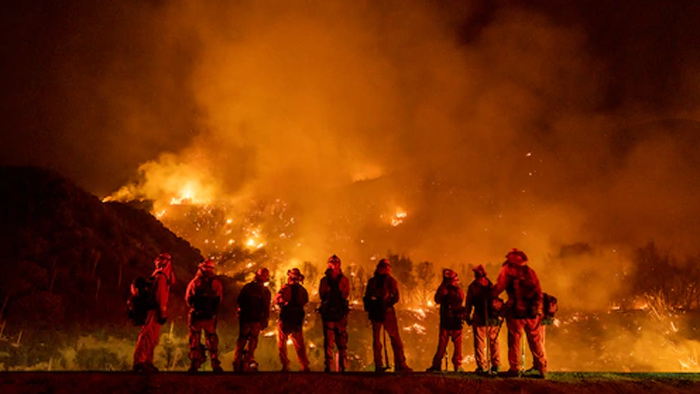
301, 365, 311, 372
474, 367, 486, 374
375, 365, 389, 373
489, 365, 500, 375
281, 364, 290, 372
187, 363, 199, 373
396, 365, 413, 373
425, 365, 441, 372
502, 369, 522, 378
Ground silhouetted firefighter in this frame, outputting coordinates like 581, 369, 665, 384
318, 254, 350, 372
492, 248, 547, 378
185, 259, 223, 373
465, 264, 502, 374
131, 252, 175, 373
427, 269, 466, 372
234, 268, 271, 372
363, 259, 412, 373
275, 268, 311, 372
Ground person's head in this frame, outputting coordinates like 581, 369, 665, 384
255, 267, 270, 283
327, 254, 341, 272
443, 268, 459, 286
375, 259, 391, 276
472, 264, 487, 279
287, 268, 304, 284
155, 252, 172, 269
198, 259, 215, 276
506, 249, 528, 264
154, 252, 175, 284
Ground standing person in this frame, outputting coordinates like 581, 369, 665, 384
133, 252, 175, 372
234, 268, 272, 372
275, 268, 311, 372
185, 259, 224, 373
492, 248, 547, 378
363, 259, 412, 373
318, 254, 350, 372
426, 269, 465, 372
465, 265, 501, 374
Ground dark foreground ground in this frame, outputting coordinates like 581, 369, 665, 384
2, 372, 700, 394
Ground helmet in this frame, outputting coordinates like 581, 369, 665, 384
155, 252, 172, 268
327, 254, 341, 265
443, 268, 458, 280
506, 248, 528, 262
376, 258, 391, 269
472, 264, 487, 278
287, 268, 305, 283
199, 259, 215, 271
255, 267, 270, 282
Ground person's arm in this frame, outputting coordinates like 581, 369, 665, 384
491, 265, 509, 297
185, 279, 196, 308
301, 286, 309, 306
388, 276, 399, 306
155, 274, 169, 324
340, 276, 351, 299
214, 278, 224, 304
319, 278, 328, 301
263, 288, 272, 322
532, 269, 544, 316
434, 283, 447, 304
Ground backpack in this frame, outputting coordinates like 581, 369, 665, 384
363, 275, 388, 322
189, 276, 220, 320
279, 284, 306, 331
512, 264, 540, 319
543, 293, 558, 318
320, 274, 349, 322
126, 273, 163, 325
238, 282, 268, 323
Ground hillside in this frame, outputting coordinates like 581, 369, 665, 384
0, 166, 203, 363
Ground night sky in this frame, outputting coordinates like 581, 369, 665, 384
2, 1, 700, 301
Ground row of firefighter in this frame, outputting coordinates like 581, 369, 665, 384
127, 249, 557, 377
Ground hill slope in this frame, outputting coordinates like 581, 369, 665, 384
0, 166, 202, 342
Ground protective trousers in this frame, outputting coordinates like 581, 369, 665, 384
371, 308, 408, 370
506, 316, 546, 373
133, 310, 162, 367
430, 328, 463, 370
472, 325, 500, 370
277, 321, 310, 370
322, 317, 348, 371
188, 315, 220, 369
234, 321, 262, 370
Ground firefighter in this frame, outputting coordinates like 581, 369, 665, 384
363, 259, 412, 373
133, 252, 175, 372
233, 267, 272, 372
318, 254, 350, 372
492, 249, 547, 378
275, 268, 311, 372
465, 264, 501, 374
426, 269, 465, 372
185, 259, 224, 373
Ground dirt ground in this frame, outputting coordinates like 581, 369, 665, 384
1, 372, 700, 394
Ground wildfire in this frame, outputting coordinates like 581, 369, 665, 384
391, 208, 407, 227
